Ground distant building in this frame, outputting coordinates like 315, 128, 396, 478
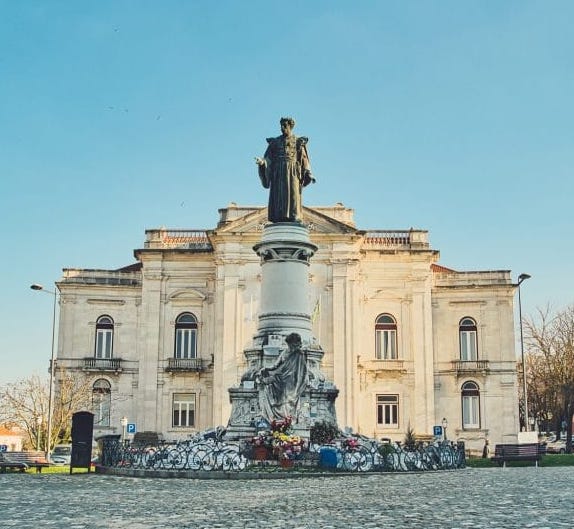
0, 425, 24, 451
55, 204, 520, 453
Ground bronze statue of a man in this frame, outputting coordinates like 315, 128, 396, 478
255, 117, 315, 223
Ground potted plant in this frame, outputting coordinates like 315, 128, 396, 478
310, 420, 340, 445
250, 431, 273, 460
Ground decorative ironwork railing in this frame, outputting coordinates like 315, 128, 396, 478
165, 358, 206, 372
83, 358, 123, 371
99, 430, 465, 474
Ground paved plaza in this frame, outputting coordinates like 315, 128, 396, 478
2, 467, 572, 529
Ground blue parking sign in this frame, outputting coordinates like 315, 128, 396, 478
433, 425, 443, 436
127, 423, 136, 434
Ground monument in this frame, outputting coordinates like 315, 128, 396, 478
226, 118, 338, 439
97, 117, 467, 474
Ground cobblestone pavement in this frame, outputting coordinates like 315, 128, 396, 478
2, 467, 572, 529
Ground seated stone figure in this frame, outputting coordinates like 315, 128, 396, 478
257, 333, 308, 421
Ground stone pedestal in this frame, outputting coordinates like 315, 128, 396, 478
226, 222, 338, 440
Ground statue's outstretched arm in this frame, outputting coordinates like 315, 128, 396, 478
256, 154, 270, 189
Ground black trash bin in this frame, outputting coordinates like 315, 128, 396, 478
71, 411, 94, 474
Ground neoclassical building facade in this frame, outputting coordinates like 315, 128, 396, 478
55, 204, 520, 453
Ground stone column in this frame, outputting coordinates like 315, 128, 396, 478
138, 260, 163, 432
253, 222, 317, 345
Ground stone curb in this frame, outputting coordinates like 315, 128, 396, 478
95, 465, 465, 479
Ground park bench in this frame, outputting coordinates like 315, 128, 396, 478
491, 443, 542, 467
0, 451, 50, 473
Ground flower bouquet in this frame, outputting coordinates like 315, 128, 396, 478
249, 429, 274, 460
272, 431, 306, 460
251, 431, 273, 448
270, 416, 293, 434
342, 437, 359, 452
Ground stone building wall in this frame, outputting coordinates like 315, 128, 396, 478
55, 204, 519, 452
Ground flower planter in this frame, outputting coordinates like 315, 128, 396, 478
253, 446, 269, 460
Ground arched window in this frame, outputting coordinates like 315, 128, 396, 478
461, 381, 480, 429
375, 314, 398, 360
92, 379, 111, 427
95, 316, 114, 359
175, 313, 198, 359
459, 317, 477, 361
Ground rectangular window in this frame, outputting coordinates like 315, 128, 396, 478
376, 394, 399, 427
375, 330, 397, 360
173, 393, 196, 427
460, 331, 477, 361
176, 329, 197, 359
96, 329, 113, 359
462, 395, 480, 428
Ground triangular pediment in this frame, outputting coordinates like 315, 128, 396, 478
213, 205, 358, 236
302, 206, 358, 234
214, 207, 267, 234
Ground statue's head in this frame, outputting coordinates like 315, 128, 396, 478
285, 332, 302, 347
280, 117, 295, 132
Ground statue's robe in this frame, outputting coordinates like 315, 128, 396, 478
258, 347, 308, 421
258, 134, 312, 223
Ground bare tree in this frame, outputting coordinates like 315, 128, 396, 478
0, 375, 48, 450
525, 305, 574, 452
0, 370, 92, 452
526, 353, 560, 433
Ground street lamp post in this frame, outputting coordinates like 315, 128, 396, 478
442, 417, 448, 442
30, 283, 57, 457
36, 416, 42, 451
121, 417, 128, 443
517, 273, 531, 431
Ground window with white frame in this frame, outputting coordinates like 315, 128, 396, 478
92, 378, 111, 426
95, 316, 114, 359
175, 313, 198, 359
375, 314, 398, 360
172, 393, 196, 427
459, 317, 478, 361
461, 381, 480, 429
376, 394, 399, 427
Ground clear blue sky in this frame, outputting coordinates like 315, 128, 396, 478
1, 1, 572, 386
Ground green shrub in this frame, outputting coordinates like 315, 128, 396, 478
403, 423, 416, 450
310, 420, 340, 444
377, 443, 396, 457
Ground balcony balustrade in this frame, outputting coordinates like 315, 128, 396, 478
165, 357, 206, 372
451, 360, 490, 375
363, 230, 429, 250
83, 357, 123, 372
145, 229, 212, 250
357, 358, 406, 373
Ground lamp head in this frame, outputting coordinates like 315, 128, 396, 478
30, 284, 44, 290
518, 273, 531, 284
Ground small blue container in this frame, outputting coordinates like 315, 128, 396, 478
319, 447, 338, 469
